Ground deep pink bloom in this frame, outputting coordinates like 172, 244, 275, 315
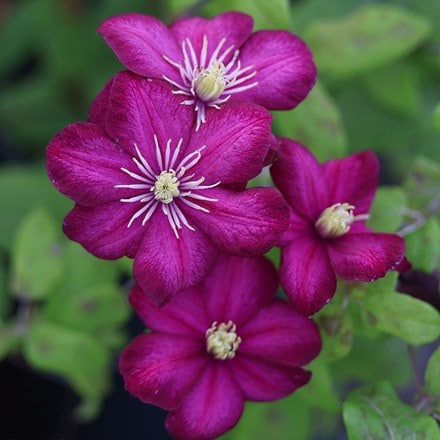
46, 72, 289, 305
271, 138, 406, 316
120, 255, 321, 440
98, 11, 316, 129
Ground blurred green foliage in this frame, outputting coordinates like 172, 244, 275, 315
0, 0, 439, 437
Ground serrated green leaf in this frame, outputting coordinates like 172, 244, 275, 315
306, 4, 432, 78
11, 208, 64, 300
368, 187, 406, 233
43, 283, 130, 334
316, 302, 353, 361
24, 319, 112, 420
343, 382, 440, 440
273, 82, 347, 161
405, 217, 440, 272
222, 394, 310, 440
0, 166, 72, 250
202, 0, 291, 30
362, 292, 440, 345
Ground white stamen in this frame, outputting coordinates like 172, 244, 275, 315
114, 137, 221, 238
206, 321, 242, 360
162, 34, 258, 130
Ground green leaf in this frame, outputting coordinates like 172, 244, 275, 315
24, 318, 112, 420
43, 282, 130, 334
11, 208, 63, 300
0, 255, 10, 320
343, 382, 440, 440
405, 217, 440, 272
222, 394, 310, 440
361, 292, 440, 345
404, 156, 440, 213
306, 4, 432, 78
0, 165, 71, 250
367, 187, 406, 233
316, 302, 353, 361
425, 346, 440, 414
332, 335, 411, 386
202, 0, 292, 30
363, 62, 420, 117
295, 358, 340, 412
0, 323, 21, 361
166, 0, 198, 18
434, 102, 440, 130
273, 82, 347, 161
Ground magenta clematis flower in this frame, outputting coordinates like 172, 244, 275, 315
46, 71, 289, 305
98, 11, 316, 129
271, 138, 407, 316
120, 255, 321, 440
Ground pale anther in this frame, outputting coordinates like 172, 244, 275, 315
206, 320, 242, 361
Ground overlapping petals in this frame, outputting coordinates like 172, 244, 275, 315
46, 71, 289, 304
271, 138, 406, 316
120, 255, 321, 440
98, 11, 316, 128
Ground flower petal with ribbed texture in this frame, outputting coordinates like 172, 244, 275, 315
129, 284, 209, 337
328, 232, 406, 281
203, 255, 277, 327
188, 187, 289, 256
238, 30, 316, 110
232, 357, 311, 402
133, 211, 218, 306
119, 333, 207, 411
271, 138, 328, 222
239, 300, 322, 365
98, 14, 181, 80
46, 122, 133, 206
279, 236, 337, 316
166, 363, 244, 440
323, 150, 378, 214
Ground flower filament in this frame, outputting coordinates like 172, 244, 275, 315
315, 202, 370, 239
206, 321, 242, 361
163, 35, 258, 130
115, 135, 220, 238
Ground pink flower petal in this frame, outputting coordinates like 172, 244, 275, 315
46, 122, 135, 207
63, 201, 143, 259
279, 235, 337, 316
188, 187, 289, 256
166, 363, 244, 440
328, 232, 406, 281
98, 14, 181, 81
271, 138, 328, 222
232, 356, 311, 402
133, 211, 219, 306
323, 150, 378, 214
203, 255, 277, 326
239, 300, 322, 366
119, 333, 207, 411
88, 77, 113, 125
129, 284, 209, 337
190, 102, 275, 187
239, 30, 316, 109
105, 73, 194, 164
169, 12, 253, 61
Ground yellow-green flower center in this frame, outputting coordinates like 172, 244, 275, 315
206, 320, 241, 360
194, 62, 227, 101
153, 170, 180, 204
315, 202, 369, 239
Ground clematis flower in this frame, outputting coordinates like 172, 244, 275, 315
120, 254, 322, 440
98, 11, 316, 129
270, 138, 406, 316
46, 71, 289, 305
